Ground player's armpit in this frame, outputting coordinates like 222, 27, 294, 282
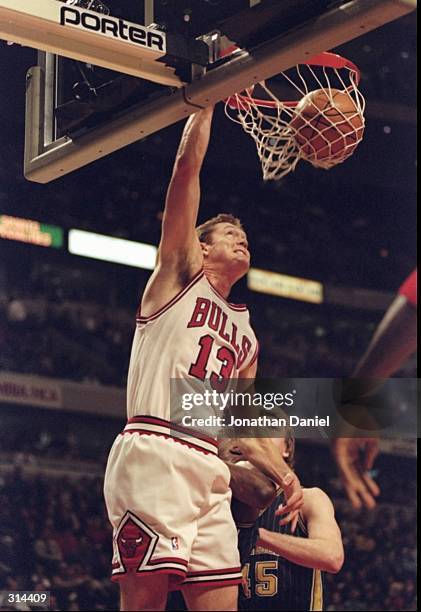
238, 357, 257, 380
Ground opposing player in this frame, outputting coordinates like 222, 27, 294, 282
103, 106, 303, 612
224, 435, 344, 611
331, 268, 417, 509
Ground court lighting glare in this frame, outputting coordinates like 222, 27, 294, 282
68, 228, 157, 269
247, 267, 323, 304
68, 229, 324, 299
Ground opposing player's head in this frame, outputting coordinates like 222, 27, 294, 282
196, 213, 250, 280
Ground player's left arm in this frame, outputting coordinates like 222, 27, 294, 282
219, 442, 277, 510
223, 459, 278, 525
331, 270, 417, 509
352, 293, 417, 379
258, 488, 344, 573
226, 359, 304, 530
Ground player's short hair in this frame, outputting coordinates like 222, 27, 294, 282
196, 213, 243, 244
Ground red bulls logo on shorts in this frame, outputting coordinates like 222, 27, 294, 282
117, 517, 153, 569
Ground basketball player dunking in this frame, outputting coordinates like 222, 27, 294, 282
104, 106, 303, 612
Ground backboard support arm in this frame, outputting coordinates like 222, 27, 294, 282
2, 0, 416, 183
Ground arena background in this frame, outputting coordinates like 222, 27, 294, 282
0, 4, 417, 611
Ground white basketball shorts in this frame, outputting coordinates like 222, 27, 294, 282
104, 415, 242, 590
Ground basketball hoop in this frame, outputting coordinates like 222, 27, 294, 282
225, 52, 365, 180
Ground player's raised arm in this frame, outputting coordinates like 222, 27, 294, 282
259, 487, 344, 573
159, 106, 214, 264
141, 107, 214, 316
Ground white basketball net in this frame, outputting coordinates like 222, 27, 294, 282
225, 53, 366, 180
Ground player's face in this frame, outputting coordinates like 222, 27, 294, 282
205, 223, 250, 275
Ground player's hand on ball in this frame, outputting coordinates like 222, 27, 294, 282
331, 437, 380, 509
274, 472, 303, 533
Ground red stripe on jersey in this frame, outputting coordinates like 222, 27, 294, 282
149, 557, 188, 566
183, 577, 243, 588
111, 567, 187, 582
186, 566, 241, 577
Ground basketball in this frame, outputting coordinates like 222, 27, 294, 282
290, 88, 365, 165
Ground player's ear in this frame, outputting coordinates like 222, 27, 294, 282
200, 241, 211, 257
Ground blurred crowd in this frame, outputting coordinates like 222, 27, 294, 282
0, 145, 415, 292
0, 406, 118, 465
0, 285, 132, 386
343, 13, 416, 107
0, 437, 416, 612
0, 469, 117, 611
0, 243, 417, 389
324, 500, 416, 611
2, 272, 416, 387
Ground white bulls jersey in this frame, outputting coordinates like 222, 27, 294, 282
127, 269, 258, 422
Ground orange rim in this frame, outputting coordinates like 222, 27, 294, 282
225, 51, 361, 110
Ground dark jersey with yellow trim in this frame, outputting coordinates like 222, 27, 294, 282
238, 492, 323, 611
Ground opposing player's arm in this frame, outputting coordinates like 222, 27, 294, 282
225, 462, 277, 508
231, 360, 287, 483
331, 273, 416, 509
227, 359, 304, 530
353, 294, 417, 379
259, 488, 344, 573
224, 460, 278, 525
219, 439, 277, 508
